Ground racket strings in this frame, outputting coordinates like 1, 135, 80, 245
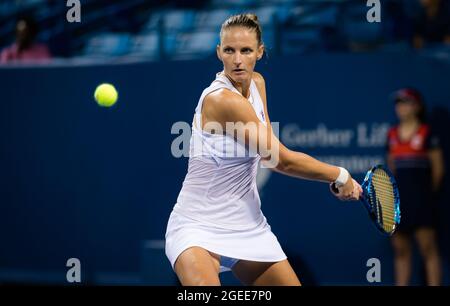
371, 169, 396, 233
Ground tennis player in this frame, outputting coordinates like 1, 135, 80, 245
165, 14, 363, 286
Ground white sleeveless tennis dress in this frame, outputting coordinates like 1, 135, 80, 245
165, 72, 287, 273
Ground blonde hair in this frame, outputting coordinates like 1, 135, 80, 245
220, 13, 263, 46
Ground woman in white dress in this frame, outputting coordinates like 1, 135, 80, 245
165, 13, 362, 286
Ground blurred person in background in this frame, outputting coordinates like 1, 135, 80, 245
0, 15, 51, 63
413, 0, 450, 49
386, 88, 445, 285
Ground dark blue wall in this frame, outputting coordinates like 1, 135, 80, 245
1, 53, 449, 285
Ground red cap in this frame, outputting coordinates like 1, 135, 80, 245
392, 88, 423, 104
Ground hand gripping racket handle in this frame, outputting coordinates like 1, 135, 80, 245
330, 182, 339, 194
330, 182, 366, 202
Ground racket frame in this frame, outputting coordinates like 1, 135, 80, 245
360, 165, 401, 236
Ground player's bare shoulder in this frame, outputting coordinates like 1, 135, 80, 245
252, 71, 267, 103
204, 88, 240, 108
252, 71, 266, 89
203, 88, 243, 120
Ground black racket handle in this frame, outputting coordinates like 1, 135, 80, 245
331, 182, 365, 201
330, 182, 339, 193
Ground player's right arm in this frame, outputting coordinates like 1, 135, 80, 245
202, 89, 361, 201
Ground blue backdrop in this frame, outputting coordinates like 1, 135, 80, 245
1, 52, 449, 285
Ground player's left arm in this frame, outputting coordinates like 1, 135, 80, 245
252, 71, 321, 177
252, 71, 285, 173
253, 71, 320, 177
252, 71, 361, 199
252, 72, 272, 134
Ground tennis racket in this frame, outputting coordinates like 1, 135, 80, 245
332, 165, 401, 236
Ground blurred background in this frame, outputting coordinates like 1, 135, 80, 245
0, 0, 449, 285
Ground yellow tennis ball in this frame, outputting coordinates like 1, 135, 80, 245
94, 83, 118, 107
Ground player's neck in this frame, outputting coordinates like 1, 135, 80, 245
225, 74, 251, 99
238, 83, 251, 99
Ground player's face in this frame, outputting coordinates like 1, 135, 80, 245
217, 27, 264, 83
395, 99, 419, 121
